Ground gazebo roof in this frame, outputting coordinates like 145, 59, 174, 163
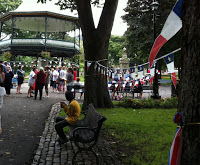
0, 11, 79, 33
0, 0, 81, 58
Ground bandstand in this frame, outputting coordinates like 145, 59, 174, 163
0, 9, 80, 58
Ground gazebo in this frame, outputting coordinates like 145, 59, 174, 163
0, 3, 80, 58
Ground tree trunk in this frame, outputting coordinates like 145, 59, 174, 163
76, 0, 118, 108
179, 1, 200, 164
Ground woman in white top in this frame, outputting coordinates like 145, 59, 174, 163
58, 67, 66, 94
0, 64, 5, 135
27, 68, 36, 97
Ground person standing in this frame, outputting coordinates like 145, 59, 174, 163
0, 64, 5, 135
27, 68, 36, 98
16, 65, 25, 94
44, 66, 50, 98
34, 67, 46, 100
4, 66, 14, 96
73, 67, 77, 82
66, 68, 74, 92
52, 68, 59, 92
58, 67, 66, 94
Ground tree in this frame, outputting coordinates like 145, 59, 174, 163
179, 0, 200, 164
0, 0, 22, 16
108, 35, 126, 66
0, 0, 22, 40
39, 0, 119, 108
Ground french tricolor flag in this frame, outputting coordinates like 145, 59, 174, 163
149, 0, 183, 68
164, 53, 177, 87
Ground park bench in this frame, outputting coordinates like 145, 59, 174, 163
132, 85, 153, 98
69, 104, 107, 164
158, 79, 171, 85
72, 84, 84, 98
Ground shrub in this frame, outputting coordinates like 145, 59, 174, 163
116, 97, 178, 109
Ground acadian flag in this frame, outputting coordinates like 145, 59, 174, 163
123, 69, 127, 79
168, 112, 183, 165
149, 0, 183, 68
150, 62, 155, 85
137, 65, 144, 79
130, 67, 136, 86
164, 53, 177, 87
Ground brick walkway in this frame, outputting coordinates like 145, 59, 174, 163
31, 103, 121, 165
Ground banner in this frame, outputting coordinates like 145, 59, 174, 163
87, 61, 92, 71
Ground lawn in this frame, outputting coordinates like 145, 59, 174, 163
59, 107, 177, 165
98, 108, 177, 165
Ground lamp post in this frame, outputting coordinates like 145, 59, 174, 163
151, 0, 161, 99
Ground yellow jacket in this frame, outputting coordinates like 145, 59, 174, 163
64, 100, 81, 125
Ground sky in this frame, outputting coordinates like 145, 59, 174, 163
14, 0, 128, 36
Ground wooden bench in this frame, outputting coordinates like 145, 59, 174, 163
132, 85, 153, 98
72, 84, 84, 98
69, 104, 107, 164
158, 79, 171, 85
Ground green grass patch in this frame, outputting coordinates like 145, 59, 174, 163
98, 108, 177, 165
78, 75, 84, 82
58, 106, 177, 164
161, 75, 171, 80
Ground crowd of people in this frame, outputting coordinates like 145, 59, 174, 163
0, 60, 81, 135
108, 69, 151, 100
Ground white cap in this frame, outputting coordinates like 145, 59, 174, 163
40, 67, 44, 70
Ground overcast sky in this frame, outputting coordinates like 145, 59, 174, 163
15, 0, 128, 36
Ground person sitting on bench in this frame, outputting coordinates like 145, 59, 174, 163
55, 91, 81, 144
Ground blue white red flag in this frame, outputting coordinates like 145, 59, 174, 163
137, 65, 144, 79
149, 0, 183, 68
168, 127, 182, 165
168, 112, 183, 165
164, 53, 177, 87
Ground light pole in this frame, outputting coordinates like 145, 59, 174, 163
151, 0, 161, 99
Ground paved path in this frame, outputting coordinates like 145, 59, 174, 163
0, 83, 121, 165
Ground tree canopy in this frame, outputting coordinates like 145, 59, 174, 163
0, 0, 22, 16
108, 35, 126, 66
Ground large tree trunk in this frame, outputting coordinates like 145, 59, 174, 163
179, 1, 200, 164
76, 0, 118, 108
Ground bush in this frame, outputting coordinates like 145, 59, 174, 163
116, 97, 178, 109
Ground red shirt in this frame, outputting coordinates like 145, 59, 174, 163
73, 70, 77, 81
36, 71, 46, 85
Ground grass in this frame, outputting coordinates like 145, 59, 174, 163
78, 75, 84, 82
98, 108, 177, 165
59, 106, 177, 165
161, 75, 171, 80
